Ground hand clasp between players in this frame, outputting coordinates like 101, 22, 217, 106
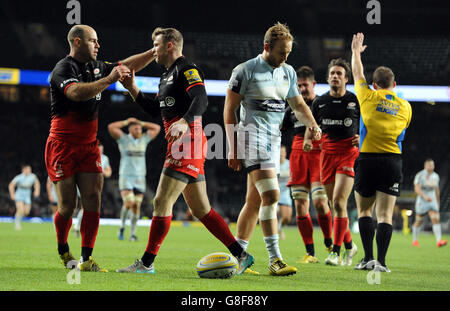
107, 64, 132, 84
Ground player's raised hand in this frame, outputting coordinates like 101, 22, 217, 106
166, 118, 189, 143
107, 65, 131, 84
126, 117, 139, 124
351, 33, 367, 54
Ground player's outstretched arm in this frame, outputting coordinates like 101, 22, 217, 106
351, 33, 367, 82
66, 65, 131, 102
120, 70, 160, 117
8, 180, 16, 201
119, 48, 156, 73
224, 89, 243, 171
287, 95, 321, 141
33, 178, 40, 198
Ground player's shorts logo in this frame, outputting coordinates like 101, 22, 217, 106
165, 96, 175, 107
389, 183, 399, 192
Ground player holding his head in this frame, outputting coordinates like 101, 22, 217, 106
108, 117, 160, 242
351, 33, 412, 272
46, 24, 156, 272
8, 165, 40, 230
308, 58, 360, 266
412, 159, 447, 248
117, 27, 254, 275
282, 66, 334, 263
224, 22, 321, 276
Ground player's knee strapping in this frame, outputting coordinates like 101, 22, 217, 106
429, 213, 440, 222
291, 185, 309, 200
254, 178, 279, 221
259, 203, 278, 221
311, 185, 327, 201
254, 178, 279, 195
121, 192, 135, 207
415, 214, 424, 223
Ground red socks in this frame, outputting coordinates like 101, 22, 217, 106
145, 215, 172, 255
199, 209, 236, 247
80, 210, 100, 249
317, 210, 333, 239
296, 214, 314, 245
54, 210, 72, 245
344, 227, 352, 244
333, 217, 349, 247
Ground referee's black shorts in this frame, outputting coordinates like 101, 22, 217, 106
354, 153, 403, 197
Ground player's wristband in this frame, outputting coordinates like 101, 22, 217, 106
123, 120, 129, 127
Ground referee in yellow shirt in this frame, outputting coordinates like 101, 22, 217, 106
351, 33, 412, 273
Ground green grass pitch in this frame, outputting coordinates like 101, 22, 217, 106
0, 222, 449, 291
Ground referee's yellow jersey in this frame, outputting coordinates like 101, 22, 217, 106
355, 78, 412, 154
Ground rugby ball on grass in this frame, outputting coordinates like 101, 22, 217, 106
196, 252, 238, 279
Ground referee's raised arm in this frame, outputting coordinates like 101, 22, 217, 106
351, 32, 367, 83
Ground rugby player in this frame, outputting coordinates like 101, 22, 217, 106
412, 159, 447, 247
46, 24, 156, 272
224, 23, 321, 276
308, 58, 359, 266
117, 27, 254, 275
283, 66, 333, 264
8, 165, 40, 231
108, 117, 160, 242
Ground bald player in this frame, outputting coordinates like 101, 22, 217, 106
46, 24, 156, 272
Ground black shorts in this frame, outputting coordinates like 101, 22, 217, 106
162, 167, 205, 184
354, 153, 403, 197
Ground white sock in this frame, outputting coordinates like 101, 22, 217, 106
236, 238, 249, 251
412, 225, 420, 241
15, 212, 22, 228
120, 206, 128, 229
432, 224, 442, 242
130, 212, 139, 236
263, 234, 282, 263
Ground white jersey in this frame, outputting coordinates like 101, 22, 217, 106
414, 169, 439, 205
228, 54, 299, 172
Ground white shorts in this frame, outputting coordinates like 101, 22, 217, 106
119, 175, 146, 194
415, 200, 439, 215
237, 127, 281, 173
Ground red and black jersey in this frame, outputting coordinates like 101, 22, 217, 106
311, 90, 360, 152
282, 96, 316, 136
136, 56, 208, 133
49, 55, 118, 143
311, 91, 360, 140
